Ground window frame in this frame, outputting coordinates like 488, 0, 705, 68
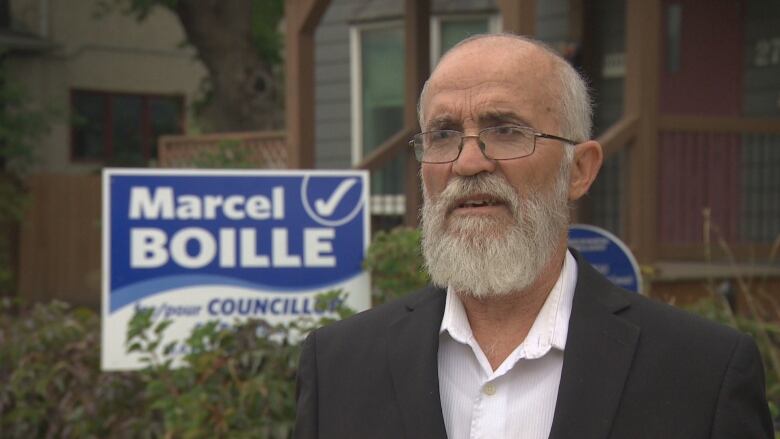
348, 14, 500, 215
430, 13, 502, 68
350, 14, 501, 165
69, 88, 186, 164
349, 20, 405, 167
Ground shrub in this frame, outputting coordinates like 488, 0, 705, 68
0, 291, 350, 438
362, 227, 429, 305
0, 299, 151, 438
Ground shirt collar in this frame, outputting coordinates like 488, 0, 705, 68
439, 250, 578, 359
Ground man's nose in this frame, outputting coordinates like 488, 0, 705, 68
452, 136, 496, 176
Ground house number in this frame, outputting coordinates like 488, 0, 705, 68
754, 38, 780, 67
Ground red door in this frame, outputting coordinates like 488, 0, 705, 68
658, 0, 745, 244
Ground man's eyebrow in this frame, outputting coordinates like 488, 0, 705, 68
425, 115, 458, 131
479, 111, 532, 128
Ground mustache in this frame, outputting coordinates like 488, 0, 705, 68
429, 173, 521, 214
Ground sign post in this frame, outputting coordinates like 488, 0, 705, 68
102, 169, 371, 370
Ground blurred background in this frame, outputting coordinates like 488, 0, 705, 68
0, 0, 778, 312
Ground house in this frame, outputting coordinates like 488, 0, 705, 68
1, 0, 207, 172
1, 0, 208, 305
286, 0, 780, 300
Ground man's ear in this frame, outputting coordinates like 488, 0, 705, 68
568, 140, 603, 202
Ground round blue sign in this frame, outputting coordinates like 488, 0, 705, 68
568, 224, 642, 294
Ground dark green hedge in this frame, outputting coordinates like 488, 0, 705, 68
2, 227, 777, 436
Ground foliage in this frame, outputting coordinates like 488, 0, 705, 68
124, 290, 351, 438
0, 60, 51, 221
250, 0, 285, 65
690, 209, 780, 415
190, 139, 259, 169
0, 60, 53, 292
0, 299, 150, 438
0, 63, 51, 180
96, 0, 284, 64
95, 0, 286, 131
684, 295, 780, 419
0, 291, 351, 438
363, 227, 429, 305
4, 222, 780, 436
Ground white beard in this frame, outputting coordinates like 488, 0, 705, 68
421, 167, 570, 299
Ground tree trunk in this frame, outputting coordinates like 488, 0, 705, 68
174, 0, 282, 132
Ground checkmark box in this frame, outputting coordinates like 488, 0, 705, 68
314, 178, 357, 217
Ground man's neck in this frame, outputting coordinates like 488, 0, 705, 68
457, 246, 567, 370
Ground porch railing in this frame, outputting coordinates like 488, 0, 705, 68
158, 131, 287, 169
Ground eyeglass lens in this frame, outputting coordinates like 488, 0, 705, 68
414, 126, 536, 163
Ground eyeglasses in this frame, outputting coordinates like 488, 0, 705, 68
409, 125, 577, 164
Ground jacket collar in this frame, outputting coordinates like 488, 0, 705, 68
386, 250, 639, 439
548, 251, 639, 439
387, 286, 449, 439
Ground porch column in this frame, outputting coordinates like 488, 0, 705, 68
498, 0, 536, 35
284, 0, 331, 169
403, 0, 430, 226
624, 0, 661, 263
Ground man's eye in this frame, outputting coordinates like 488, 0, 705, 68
431, 131, 453, 141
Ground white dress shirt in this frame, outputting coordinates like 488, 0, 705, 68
437, 250, 577, 439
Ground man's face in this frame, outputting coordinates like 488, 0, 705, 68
420, 40, 568, 235
418, 39, 573, 297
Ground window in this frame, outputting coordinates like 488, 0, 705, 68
71, 90, 183, 166
666, 4, 682, 73
351, 22, 406, 215
350, 15, 499, 215
0, 0, 9, 29
431, 15, 501, 65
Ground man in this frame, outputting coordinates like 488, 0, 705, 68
294, 34, 772, 439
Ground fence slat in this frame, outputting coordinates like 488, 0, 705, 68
18, 174, 102, 308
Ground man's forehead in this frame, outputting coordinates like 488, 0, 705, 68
422, 38, 558, 127
431, 37, 552, 82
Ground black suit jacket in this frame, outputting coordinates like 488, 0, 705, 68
294, 254, 773, 438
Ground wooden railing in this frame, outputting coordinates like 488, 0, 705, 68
656, 116, 780, 259
592, 114, 780, 261
158, 131, 287, 169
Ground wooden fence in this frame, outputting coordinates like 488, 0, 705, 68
16, 131, 287, 308
158, 131, 287, 168
18, 174, 102, 309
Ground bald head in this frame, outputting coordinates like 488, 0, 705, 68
419, 34, 592, 143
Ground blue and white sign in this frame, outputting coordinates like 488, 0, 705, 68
568, 224, 642, 294
102, 169, 371, 370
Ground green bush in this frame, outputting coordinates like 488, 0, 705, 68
362, 227, 429, 305
0, 291, 350, 438
6, 227, 777, 437
0, 299, 150, 438
685, 297, 780, 412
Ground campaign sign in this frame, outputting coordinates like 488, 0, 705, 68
568, 224, 642, 294
102, 169, 371, 370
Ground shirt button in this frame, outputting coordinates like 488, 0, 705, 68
483, 383, 496, 396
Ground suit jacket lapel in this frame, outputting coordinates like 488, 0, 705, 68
387, 287, 448, 439
549, 258, 640, 439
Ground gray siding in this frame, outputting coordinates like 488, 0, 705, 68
314, 0, 360, 169
313, 0, 573, 169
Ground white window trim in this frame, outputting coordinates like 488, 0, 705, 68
349, 21, 406, 216
430, 13, 502, 69
349, 20, 404, 167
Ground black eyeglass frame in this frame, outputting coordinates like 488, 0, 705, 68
409, 125, 578, 164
